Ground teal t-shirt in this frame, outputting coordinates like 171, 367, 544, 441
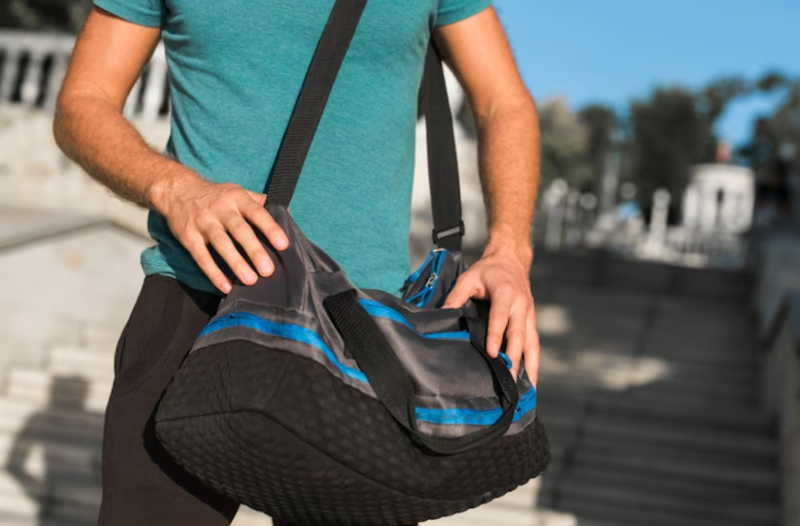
94, 0, 491, 294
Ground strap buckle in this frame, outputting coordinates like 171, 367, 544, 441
432, 220, 465, 245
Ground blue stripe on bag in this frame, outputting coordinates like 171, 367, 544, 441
357, 299, 470, 340
199, 311, 536, 426
199, 313, 368, 383
416, 388, 537, 425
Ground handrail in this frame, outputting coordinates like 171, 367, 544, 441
0, 30, 168, 120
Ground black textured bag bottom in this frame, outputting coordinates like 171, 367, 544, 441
156, 342, 551, 526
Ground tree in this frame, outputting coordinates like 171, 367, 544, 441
578, 104, 617, 194
628, 88, 712, 206
699, 75, 750, 124
538, 98, 593, 190
739, 71, 800, 173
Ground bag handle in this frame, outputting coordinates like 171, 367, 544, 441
323, 290, 519, 455
265, 0, 465, 251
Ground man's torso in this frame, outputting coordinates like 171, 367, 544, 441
95, 0, 491, 293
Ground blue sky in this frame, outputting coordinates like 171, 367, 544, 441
493, 0, 799, 146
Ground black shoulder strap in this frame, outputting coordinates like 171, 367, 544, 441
422, 45, 463, 251
266, 0, 369, 207
265, 0, 465, 251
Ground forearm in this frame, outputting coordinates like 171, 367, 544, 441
53, 90, 200, 213
476, 94, 540, 268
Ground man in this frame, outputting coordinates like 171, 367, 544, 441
54, 1, 541, 525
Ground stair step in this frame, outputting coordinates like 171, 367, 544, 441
46, 347, 114, 382
572, 445, 777, 490
554, 497, 776, 526
231, 507, 273, 526
543, 412, 776, 459
432, 507, 573, 526
430, 481, 570, 526
0, 475, 39, 516
554, 467, 777, 507
0, 514, 36, 526
4, 368, 111, 411
538, 389, 773, 434
0, 398, 104, 436
643, 336, 756, 367
545, 478, 779, 524
543, 439, 777, 491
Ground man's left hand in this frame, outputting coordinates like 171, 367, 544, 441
443, 247, 539, 385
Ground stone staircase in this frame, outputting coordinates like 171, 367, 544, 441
0, 250, 780, 526
531, 251, 780, 526
0, 343, 108, 526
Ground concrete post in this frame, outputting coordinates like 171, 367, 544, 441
0, 47, 21, 102
544, 179, 568, 251
650, 189, 671, 242
599, 149, 621, 215
19, 50, 45, 105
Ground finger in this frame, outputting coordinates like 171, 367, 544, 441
524, 307, 540, 387
183, 232, 232, 294
207, 226, 258, 285
504, 301, 528, 380
246, 191, 267, 206
486, 291, 513, 357
224, 215, 274, 277
243, 202, 289, 251
443, 275, 477, 309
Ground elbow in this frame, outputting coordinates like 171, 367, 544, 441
499, 92, 538, 122
52, 89, 79, 156
52, 95, 68, 154
474, 91, 538, 131
52, 118, 67, 156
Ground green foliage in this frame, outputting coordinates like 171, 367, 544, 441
699, 75, 750, 124
628, 88, 715, 204
538, 70, 798, 207
755, 70, 794, 93
538, 98, 594, 190
578, 104, 617, 193
0, 0, 92, 33
738, 71, 800, 172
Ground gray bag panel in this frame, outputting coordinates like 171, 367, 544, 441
193, 206, 536, 438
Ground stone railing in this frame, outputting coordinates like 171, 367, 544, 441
0, 30, 168, 120
756, 235, 800, 526
534, 179, 748, 269
0, 31, 171, 235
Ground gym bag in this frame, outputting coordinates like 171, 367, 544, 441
154, 1, 550, 524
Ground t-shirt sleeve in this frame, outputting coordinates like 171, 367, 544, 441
435, 0, 492, 27
93, 0, 165, 28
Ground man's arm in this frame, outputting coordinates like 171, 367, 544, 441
436, 7, 541, 383
54, 8, 288, 294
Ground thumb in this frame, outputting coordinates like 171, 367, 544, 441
443, 276, 475, 309
247, 191, 268, 206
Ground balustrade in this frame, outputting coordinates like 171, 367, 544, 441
0, 31, 168, 120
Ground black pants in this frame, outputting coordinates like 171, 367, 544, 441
97, 276, 321, 526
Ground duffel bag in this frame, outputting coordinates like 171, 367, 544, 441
155, 1, 550, 524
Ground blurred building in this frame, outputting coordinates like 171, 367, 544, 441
681, 164, 755, 234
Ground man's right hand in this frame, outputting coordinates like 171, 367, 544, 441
151, 175, 289, 294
